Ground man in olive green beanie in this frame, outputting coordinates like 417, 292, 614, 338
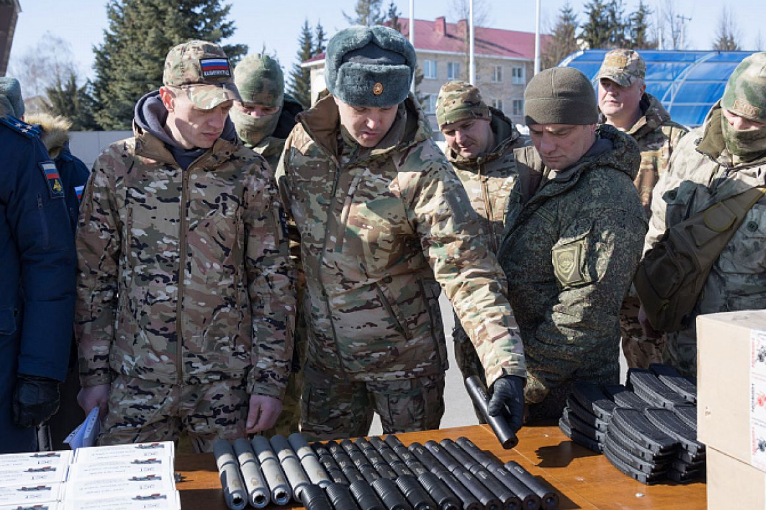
231, 54, 304, 169
436, 81, 529, 423
498, 66, 646, 421
641, 52, 766, 377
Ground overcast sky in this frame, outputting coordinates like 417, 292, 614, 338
8, 0, 764, 86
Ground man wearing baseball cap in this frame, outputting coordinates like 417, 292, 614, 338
435, 81, 529, 422
498, 67, 646, 420
641, 52, 766, 376
277, 26, 527, 439
596, 49, 688, 369
75, 40, 296, 451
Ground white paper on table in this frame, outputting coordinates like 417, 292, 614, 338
73, 442, 174, 464
0, 482, 63, 505
62, 490, 180, 510
0, 451, 72, 473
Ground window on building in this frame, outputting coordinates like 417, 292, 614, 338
491, 99, 504, 112
491, 65, 503, 83
512, 66, 525, 85
512, 99, 524, 116
422, 94, 438, 114
447, 62, 460, 80
423, 60, 437, 79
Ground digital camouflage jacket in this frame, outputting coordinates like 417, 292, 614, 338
616, 93, 687, 214
645, 102, 766, 376
276, 94, 526, 387
499, 125, 647, 417
75, 120, 295, 399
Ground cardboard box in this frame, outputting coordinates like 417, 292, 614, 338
708, 448, 766, 509
698, 310, 766, 469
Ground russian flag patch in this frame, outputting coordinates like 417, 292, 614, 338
199, 58, 231, 78
39, 161, 65, 199
75, 185, 85, 202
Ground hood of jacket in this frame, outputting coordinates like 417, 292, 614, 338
445, 106, 523, 167
515, 123, 641, 189
132, 90, 239, 168
627, 93, 673, 139
295, 92, 432, 162
24, 112, 72, 159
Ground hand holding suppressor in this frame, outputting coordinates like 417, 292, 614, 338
465, 376, 519, 449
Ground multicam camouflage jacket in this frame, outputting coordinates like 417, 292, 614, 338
615, 93, 688, 213
498, 125, 647, 413
644, 102, 766, 376
276, 93, 526, 388
444, 108, 529, 344
75, 121, 296, 399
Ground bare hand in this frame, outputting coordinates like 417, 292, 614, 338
246, 395, 283, 434
77, 384, 110, 419
638, 305, 662, 339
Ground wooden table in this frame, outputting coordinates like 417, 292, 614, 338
175, 424, 706, 510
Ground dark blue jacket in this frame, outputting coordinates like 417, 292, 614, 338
0, 115, 77, 383
55, 144, 90, 232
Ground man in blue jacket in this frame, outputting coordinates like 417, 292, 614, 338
0, 92, 77, 453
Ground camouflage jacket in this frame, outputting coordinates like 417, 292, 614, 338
613, 93, 687, 214
276, 94, 526, 387
445, 108, 528, 344
75, 119, 295, 398
445, 108, 529, 254
645, 102, 766, 375
499, 125, 646, 407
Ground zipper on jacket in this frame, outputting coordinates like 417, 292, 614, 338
479, 166, 497, 254
316, 156, 347, 374
175, 168, 189, 383
37, 195, 49, 248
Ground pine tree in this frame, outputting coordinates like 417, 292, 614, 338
628, 0, 657, 49
542, 3, 579, 69
605, 0, 627, 48
579, 0, 611, 49
91, 0, 247, 130
44, 72, 99, 131
386, 0, 402, 32
343, 0, 385, 27
288, 20, 314, 108
315, 22, 326, 56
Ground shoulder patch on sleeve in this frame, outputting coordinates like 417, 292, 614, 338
553, 241, 584, 285
38, 161, 65, 199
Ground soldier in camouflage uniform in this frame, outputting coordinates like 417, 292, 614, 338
276, 26, 527, 440
435, 81, 529, 421
596, 49, 689, 369
75, 41, 295, 452
641, 52, 766, 377
498, 67, 646, 421
231, 54, 305, 436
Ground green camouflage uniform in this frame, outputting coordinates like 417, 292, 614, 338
276, 94, 526, 439
75, 41, 295, 452
441, 106, 529, 404
499, 124, 647, 421
614, 94, 688, 369
645, 106, 766, 376
232, 55, 306, 436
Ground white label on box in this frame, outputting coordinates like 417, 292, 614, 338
751, 329, 766, 470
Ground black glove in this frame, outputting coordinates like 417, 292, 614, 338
487, 375, 525, 433
13, 375, 61, 429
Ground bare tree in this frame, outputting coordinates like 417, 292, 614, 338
654, 0, 690, 50
755, 31, 765, 51
450, 0, 490, 82
712, 5, 741, 50
7, 32, 79, 101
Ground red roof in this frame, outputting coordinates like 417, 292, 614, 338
303, 18, 550, 65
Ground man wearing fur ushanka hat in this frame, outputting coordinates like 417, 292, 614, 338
276, 25, 528, 439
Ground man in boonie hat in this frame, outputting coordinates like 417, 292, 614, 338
276, 26, 528, 440
75, 40, 296, 451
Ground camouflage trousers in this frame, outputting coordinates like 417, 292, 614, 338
620, 295, 666, 369
453, 326, 487, 424
99, 375, 248, 453
300, 364, 445, 441
663, 331, 697, 378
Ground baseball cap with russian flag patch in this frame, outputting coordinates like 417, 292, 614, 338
163, 40, 241, 109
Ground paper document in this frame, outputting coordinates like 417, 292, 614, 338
64, 406, 100, 450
